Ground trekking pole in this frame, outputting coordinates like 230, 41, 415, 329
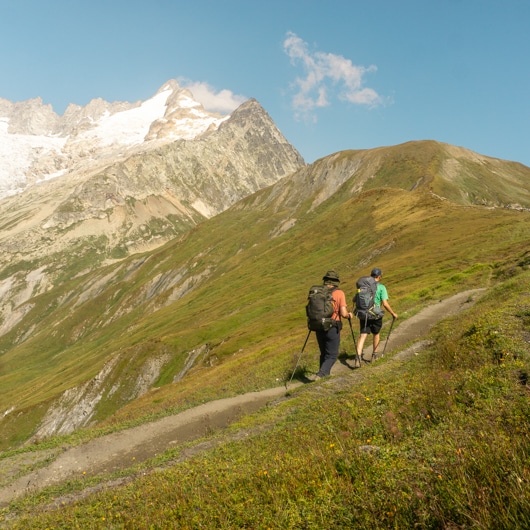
348, 318, 361, 367
381, 316, 396, 357
287, 329, 311, 387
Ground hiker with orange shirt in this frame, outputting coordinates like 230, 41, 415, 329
311, 270, 353, 379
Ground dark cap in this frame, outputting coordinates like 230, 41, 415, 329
323, 269, 340, 283
371, 267, 383, 278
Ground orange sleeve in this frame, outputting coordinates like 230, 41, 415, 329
332, 289, 347, 319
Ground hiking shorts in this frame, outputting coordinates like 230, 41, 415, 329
359, 317, 383, 335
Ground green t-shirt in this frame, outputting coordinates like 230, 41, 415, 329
375, 283, 388, 308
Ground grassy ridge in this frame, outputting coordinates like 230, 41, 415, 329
1, 140, 530, 525
5, 265, 530, 528
1, 187, 529, 448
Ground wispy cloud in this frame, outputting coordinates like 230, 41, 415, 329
179, 79, 246, 113
283, 32, 383, 119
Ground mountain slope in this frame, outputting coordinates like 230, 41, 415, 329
0, 88, 305, 344
0, 289, 485, 507
243, 140, 530, 218
1, 141, 529, 448
0, 88, 304, 264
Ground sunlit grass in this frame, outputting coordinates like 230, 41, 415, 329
3, 272, 530, 528
1, 184, 529, 451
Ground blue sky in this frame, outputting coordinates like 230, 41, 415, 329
1, 0, 529, 167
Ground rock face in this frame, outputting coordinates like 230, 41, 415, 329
0, 80, 305, 340
0, 81, 304, 255
0, 79, 304, 200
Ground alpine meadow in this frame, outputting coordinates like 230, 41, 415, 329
1, 134, 530, 528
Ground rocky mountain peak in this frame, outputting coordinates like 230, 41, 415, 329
2, 96, 60, 135
0, 80, 239, 200
145, 83, 226, 142
0, 80, 306, 303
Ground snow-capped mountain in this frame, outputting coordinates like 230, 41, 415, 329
0, 80, 305, 340
0, 80, 229, 200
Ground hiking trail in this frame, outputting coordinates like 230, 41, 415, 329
0, 289, 485, 509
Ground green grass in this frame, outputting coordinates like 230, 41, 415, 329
1, 186, 529, 449
4, 270, 530, 528
1, 142, 530, 525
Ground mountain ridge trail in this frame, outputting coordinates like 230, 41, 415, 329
0, 288, 485, 508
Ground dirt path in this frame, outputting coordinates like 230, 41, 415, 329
0, 289, 485, 507
335, 288, 484, 373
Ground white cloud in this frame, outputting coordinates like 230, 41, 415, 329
179, 79, 246, 113
283, 32, 383, 118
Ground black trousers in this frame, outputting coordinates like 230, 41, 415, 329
315, 322, 342, 376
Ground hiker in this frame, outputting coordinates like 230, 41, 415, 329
311, 270, 353, 379
356, 267, 398, 362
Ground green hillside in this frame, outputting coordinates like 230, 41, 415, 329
1, 141, 530, 527
1, 142, 530, 446
2, 195, 530, 527
1, 187, 528, 446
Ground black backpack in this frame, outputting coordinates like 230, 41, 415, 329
306, 284, 336, 331
354, 276, 384, 321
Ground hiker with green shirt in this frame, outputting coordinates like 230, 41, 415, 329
356, 267, 398, 362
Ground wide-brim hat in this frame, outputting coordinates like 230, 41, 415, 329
323, 270, 340, 283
